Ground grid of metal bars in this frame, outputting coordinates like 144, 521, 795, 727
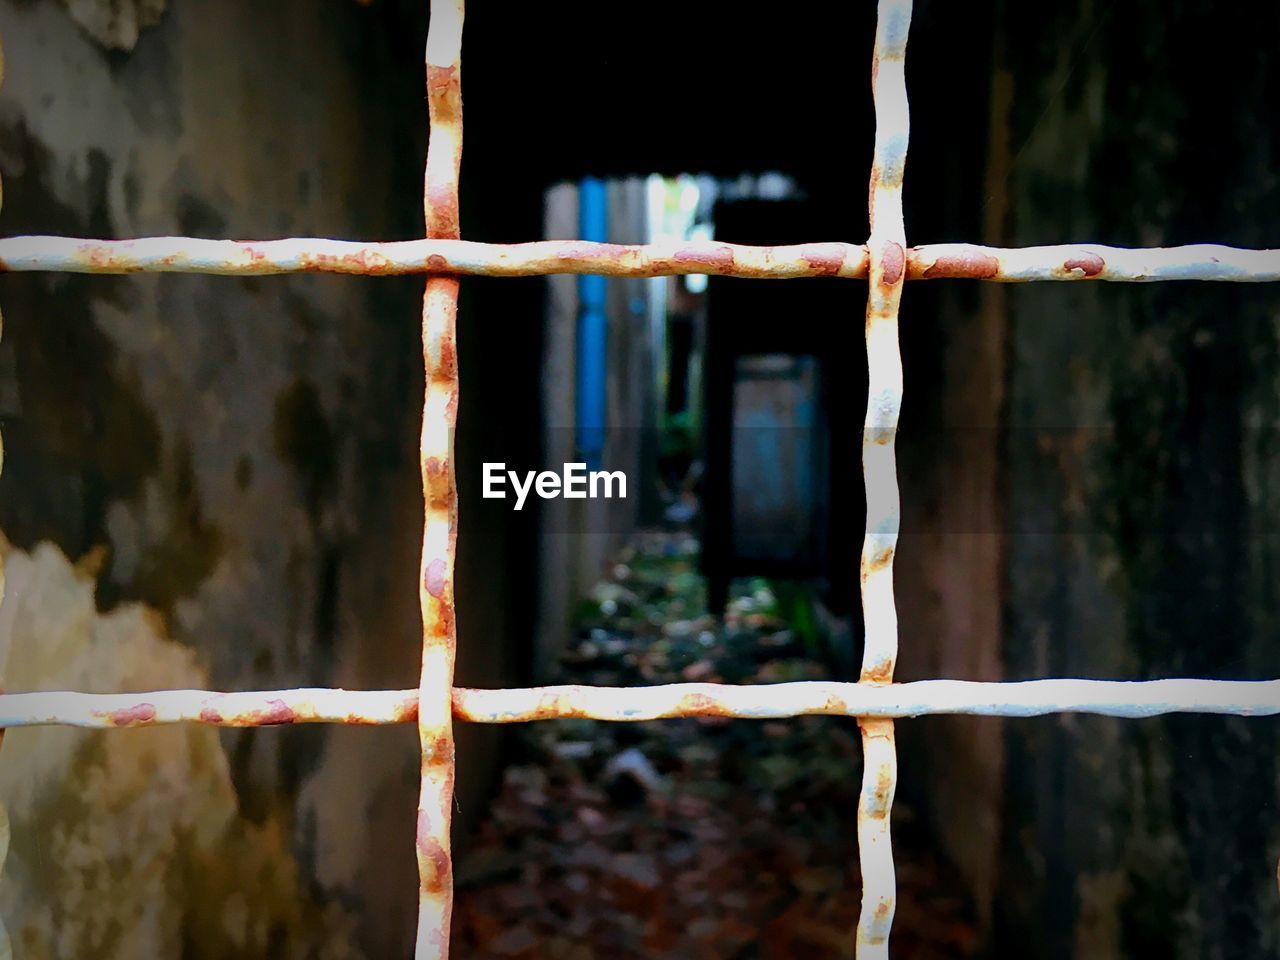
0, 1, 1279, 957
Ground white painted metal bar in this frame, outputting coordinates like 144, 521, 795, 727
857, 1, 913, 954
908, 242, 1280, 282
452, 678, 1280, 722
1, 236, 1276, 281
0, 679, 1274, 729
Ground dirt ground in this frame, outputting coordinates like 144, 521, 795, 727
453, 532, 978, 959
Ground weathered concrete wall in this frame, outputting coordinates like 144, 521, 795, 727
993, 1, 1280, 956
0, 538, 361, 958
0, 1, 528, 955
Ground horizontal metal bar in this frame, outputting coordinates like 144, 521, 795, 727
451, 679, 1280, 721
0, 679, 1276, 728
0, 688, 419, 727
908, 243, 1280, 282
0, 236, 1276, 281
0, 236, 869, 278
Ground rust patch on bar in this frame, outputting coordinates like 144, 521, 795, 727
422, 457, 451, 508
427, 186, 461, 238
880, 241, 905, 286
107, 702, 157, 726
921, 249, 999, 279
347, 250, 394, 275
861, 662, 896, 686
424, 558, 448, 598
298, 250, 398, 275
435, 326, 460, 381
423, 730, 453, 766
1062, 253, 1104, 277
426, 63, 458, 97
199, 706, 223, 724
673, 245, 735, 272
247, 699, 296, 725
876, 764, 895, 795
80, 243, 138, 273
415, 810, 452, 893
863, 545, 895, 578
554, 242, 611, 263
437, 599, 456, 640
677, 692, 720, 715
802, 244, 847, 276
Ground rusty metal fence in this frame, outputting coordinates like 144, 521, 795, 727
0, 1, 1279, 957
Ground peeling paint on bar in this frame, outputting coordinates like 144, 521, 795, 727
0, 679, 1276, 729
0, 688, 418, 726
0, 236, 871, 278
416, 1, 463, 957
2, 237, 1276, 282
909, 243, 1280, 282
858, 2, 912, 955
452, 679, 1280, 722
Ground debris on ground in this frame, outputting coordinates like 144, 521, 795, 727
454, 531, 978, 959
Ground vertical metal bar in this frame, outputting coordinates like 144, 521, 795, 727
415, 1, 463, 957
857, 1, 911, 957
